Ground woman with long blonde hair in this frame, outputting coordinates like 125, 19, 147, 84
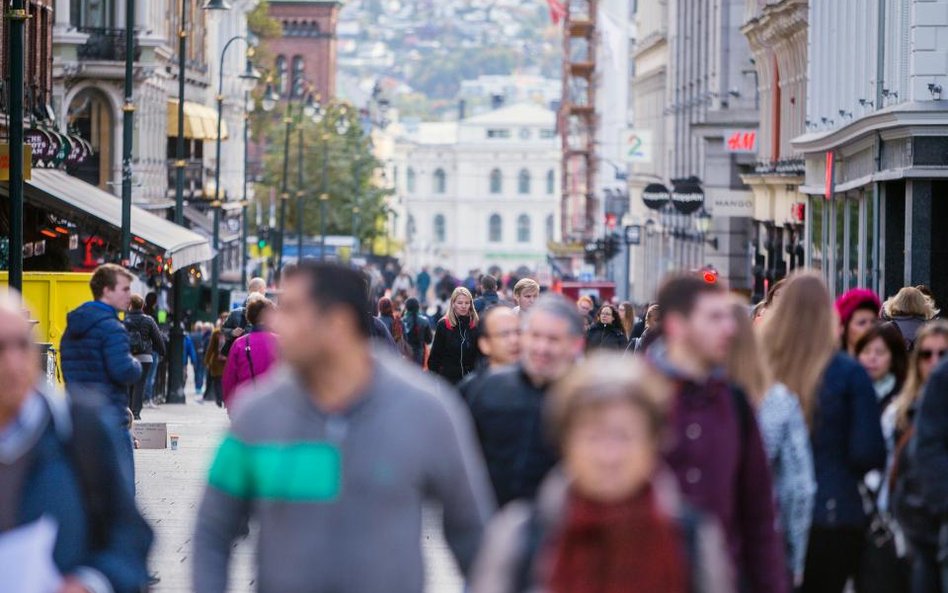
427, 287, 480, 384
727, 301, 814, 587
760, 272, 887, 593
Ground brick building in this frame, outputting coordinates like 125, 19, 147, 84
266, 0, 341, 100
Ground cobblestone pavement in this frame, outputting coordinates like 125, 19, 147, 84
134, 392, 463, 593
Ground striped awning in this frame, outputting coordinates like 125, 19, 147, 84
167, 99, 229, 141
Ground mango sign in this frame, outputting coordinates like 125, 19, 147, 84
0, 144, 32, 180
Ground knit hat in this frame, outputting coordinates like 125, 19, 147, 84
835, 288, 881, 328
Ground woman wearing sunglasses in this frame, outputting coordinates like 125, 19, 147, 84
887, 320, 948, 592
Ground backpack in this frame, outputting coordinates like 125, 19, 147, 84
125, 319, 148, 356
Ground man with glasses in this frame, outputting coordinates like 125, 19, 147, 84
459, 306, 521, 403
0, 292, 153, 593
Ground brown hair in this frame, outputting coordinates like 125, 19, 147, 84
90, 263, 134, 300
246, 297, 275, 326
760, 272, 838, 428
547, 354, 671, 446
618, 301, 636, 337
854, 322, 909, 385
129, 294, 145, 311
657, 274, 724, 320
727, 301, 773, 405
893, 320, 948, 432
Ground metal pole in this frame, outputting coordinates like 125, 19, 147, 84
277, 107, 292, 275
6, 1, 26, 292
352, 158, 361, 251
296, 124, 304, 262
241, 89, 249, 287
168, 0, 188, 404
120, 0, 136, 263
320, 135, 329, 260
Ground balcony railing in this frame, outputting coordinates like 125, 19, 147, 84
77, 27, 142, 62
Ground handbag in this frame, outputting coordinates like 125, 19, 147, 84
856, 482, 910, 592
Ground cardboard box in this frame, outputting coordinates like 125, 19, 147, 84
132, 422, 168, 449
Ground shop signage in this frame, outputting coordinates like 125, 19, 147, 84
623, 128, 653, 164
25, 128, 55, 162
641, 183, 670, 210
725, 130, 758, 153
671, 179, 705, 214
707, 189, 754, 217
624, 224, 642, 246
0, 144, 33, 180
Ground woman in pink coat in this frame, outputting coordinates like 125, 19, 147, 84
221, 296, 279, 408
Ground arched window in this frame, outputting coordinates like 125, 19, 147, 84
275, 55, 288, 96
434, 214, 446, 243
489, 168, 502, 194
291, 56, 305, 98
518, 169, 531, 195
406, 167, 416, 193
545, 214, 555, 242
488, 214, 502, 243
407, 215, 416, 243
546, 169, 555, 195
517, 214, 531, 243
433, 168, 446, 194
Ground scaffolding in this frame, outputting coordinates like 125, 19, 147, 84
560, 0, 597, 242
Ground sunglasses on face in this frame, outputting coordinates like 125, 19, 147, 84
919, 349, 947, 361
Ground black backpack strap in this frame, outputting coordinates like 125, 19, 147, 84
63, 401, 114, 551
515, 505, 545, 593
729, 385, 751, 449
244, 336, 257, 381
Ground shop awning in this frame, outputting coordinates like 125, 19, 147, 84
167, 99, 229, 141
25, 168, 213, 269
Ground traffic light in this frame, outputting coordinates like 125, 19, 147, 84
603, 233, 620, 260
257, 226, 270, 250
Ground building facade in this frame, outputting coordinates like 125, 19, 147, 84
741, 0, 809, 300
792, 0, 948, 305
266, 0, 340, 101
393, 103, 561, 275
627, 0, 759, 302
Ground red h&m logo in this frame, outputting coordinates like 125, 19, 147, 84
725, 130, 758, 153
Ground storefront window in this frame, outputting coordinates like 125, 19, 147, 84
834, 198, 845, 294
847, 196, 859, 290
865, 188, 875, 290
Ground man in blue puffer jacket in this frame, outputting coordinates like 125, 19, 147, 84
61, 264, 142, 489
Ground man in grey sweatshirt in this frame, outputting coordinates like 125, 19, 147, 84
193, 262, 495, 593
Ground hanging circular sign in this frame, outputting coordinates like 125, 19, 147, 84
642, 183, 671, 210
671, 180, 705, 214
25, 128, 55, 162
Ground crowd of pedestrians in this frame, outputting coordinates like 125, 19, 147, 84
4, 258, 948, 593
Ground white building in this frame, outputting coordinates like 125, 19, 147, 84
392, 102, 561, 275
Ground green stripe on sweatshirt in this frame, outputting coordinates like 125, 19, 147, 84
208, 435, 342, 501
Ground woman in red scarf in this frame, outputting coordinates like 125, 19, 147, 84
469, 355, 734, 593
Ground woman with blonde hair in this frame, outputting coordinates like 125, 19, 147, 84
882, 286, 939, 350
727, 301, 814, 587
760, 272, 887, 593
427, 286, 480, 384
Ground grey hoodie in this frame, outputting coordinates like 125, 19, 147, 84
193, 354, 495, 593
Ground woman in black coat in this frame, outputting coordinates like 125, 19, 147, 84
428, 287, 480, 384
585, 304, 627, 351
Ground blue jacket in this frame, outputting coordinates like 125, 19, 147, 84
13, 392, 153, 593
810, 353, 887, 528
914, 359, 948, 516
61, 301, 142, 409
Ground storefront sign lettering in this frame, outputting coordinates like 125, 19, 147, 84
641, 183, 670, 210
725, 130, 758, 153
671, 179, 705, 214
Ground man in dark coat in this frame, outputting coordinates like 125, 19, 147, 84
60, 263, 142, 491
220, 277, 267, 356
465, 295, 584, 506
0, 293, 154, 593
473, 275, 502, 314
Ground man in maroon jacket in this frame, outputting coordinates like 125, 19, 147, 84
649, 274, 787, 593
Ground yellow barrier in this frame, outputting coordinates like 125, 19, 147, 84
0, 271, 93, 352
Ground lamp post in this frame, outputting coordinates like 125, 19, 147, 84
120, 0, 136, 263
167, 0, 230, 404
211, 36, 259, 317
241, 91, 252, 287
319, 108, 350, 261
6, 0, 26, 292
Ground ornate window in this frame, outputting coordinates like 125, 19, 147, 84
489, 168, 502, 194
406, 167, 416, 193
291, 56, 305, 98
518, 169, 531, 195
489, 214, 502, 243
433, 168, 446, 194
275, 55, 288, 96
546, 214, 555, 242
434, 214, 446, 243
546, 169, 555, 194
517, 214, 531, 243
